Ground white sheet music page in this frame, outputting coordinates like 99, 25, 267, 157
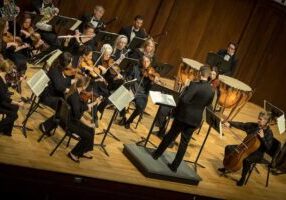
277, 114, 286, 134
108, 85, 134, 111
149, 91, 176, 107
27, 70, 50, 97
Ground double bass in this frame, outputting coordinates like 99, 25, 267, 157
223, 131, 262, 172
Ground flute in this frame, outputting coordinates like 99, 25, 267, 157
57, 34, 95, 39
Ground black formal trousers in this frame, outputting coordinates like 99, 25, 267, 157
125, 95, 148, 124
153, 119, 196, 169
0, 104, 19, 136
154, 105, 173, 134
225, 145, 264, 180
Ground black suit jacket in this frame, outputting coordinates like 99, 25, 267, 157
0, 77, 12, 108
119, 25, 147, 43
174, 80, 214, 127
217, 49, 238, 76
81, 14, 104, 32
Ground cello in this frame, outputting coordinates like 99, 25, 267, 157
223, 129, 262, 172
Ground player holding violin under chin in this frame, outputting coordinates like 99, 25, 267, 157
218, 111, 273, 186
119, 55, 161, 129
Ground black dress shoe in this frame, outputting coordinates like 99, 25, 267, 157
81, 154, 93, 159
218, 167, 226, 173
39, 123, 51, 136
168, 163, 178, 172
118, 117, 126, 126
124, 122, 130, 129
152, 152, 159, 160
236, 178, 245, 186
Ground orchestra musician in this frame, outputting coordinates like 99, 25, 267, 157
112, 35, 128, 61
209, 66, 220, 91
31, 0, 58, 14
217, 42, 238, 76
152, 66, 214, 172
0, 57, 24, 136
81, 5, 105, 32
218, 111, 273, 186
119, 55, 160, 129
1, 19, 29, 74
39, 51, 76, 110
119, 15, 147, 43
40, 76, 101, 163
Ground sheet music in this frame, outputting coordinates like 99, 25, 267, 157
70, 19, 82, 31
27, 70, 50, 97
277, 114, 286, 134
108, 85, 135, 111
149, 91, 176, 107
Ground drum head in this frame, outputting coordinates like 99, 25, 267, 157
182, 58, 203, 71
219, 75, 252, 92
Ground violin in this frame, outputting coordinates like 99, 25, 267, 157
143, 66, 160, 81
21, 26, 50, 51
223, 129, 262, 172
78, 57, 101, 78
3, 32, 23, 46
1, 59, 23, 93
101, 58, 122, 77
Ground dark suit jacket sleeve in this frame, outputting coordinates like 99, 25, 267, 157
229, 121, 253, 132
261, 128, 273, 151
0, 78, 12, 106
49, 68, 70, 93
180, 83, 197, 103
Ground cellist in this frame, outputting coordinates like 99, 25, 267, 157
218, 111, 273, 186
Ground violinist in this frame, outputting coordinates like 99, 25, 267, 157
119, 55, 158, 129
218, 111, 273, 186
0, 58, 24, 136
129, 38, 158, 69
112, 35, 128, 61
40, 52, 76, 110
1, 19, 29, 74
40, 76, 101, 163
20, 13, 50, 54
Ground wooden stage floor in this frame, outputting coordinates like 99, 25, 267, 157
0, 67, 285, 200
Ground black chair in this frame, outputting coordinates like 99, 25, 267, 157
38, 98, 80, 156
245, 138, 281, 187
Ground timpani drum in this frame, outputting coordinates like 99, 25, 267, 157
174, 58, 203, 91
217, 75, 253, 119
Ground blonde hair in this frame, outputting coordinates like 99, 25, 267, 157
101, 43, 113, 55
140, 38, 155, 57
0, 59, 14, 73
113, 35, 128, 53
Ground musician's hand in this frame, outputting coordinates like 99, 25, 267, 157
16, 101, 24, 107
20, 30, 30, 38
7, 42, 18, 48
64, 88, 70, 94
184, 79, 191, 87
222, 121, 230, 128
116, 74, 123, 79
154, 76, 160, 83
89, 122, 96, 129
98, 65, 107, 74
71, 79, 77, 85
257, 129, 265, 138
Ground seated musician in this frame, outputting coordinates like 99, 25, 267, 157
31, 0, 58, 14
152, 66, 214, 172
0, 58, 24, 136
81, 5, 105, 32
129, 38, 158, 70
40, 76, 101, 163
112, 35, 128, 61
217, 42, 238, 76
40, 52, 76, 110
119, 55, 159, 129
20, 13, 50, 54
68, 23, 97, 66
119, 15, 147, 44
1, 19, 30, 74
218, 111, 273, 186
209, 66, 220, 91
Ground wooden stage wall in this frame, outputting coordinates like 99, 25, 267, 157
18, 0, 286, 111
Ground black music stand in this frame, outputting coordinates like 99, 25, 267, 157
94, 85, 134, 156
185, 107, 222, 171
20, 70, 50, 137
128, 36, 146, 49
206, 52, 231, 75
264, 100, 285, 134
136, 91, 176, 148
118, 57, 139, 75
95, 30, 119, 46
48, 15, 80, 35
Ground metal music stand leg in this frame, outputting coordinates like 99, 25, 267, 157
136, 106, 162, 148
185, 123, 213, 171
94, 109, 119, 156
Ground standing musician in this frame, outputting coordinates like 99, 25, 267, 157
40, 77, 101, 163
119, 55, 159, 129
217, 42, 238, 76
81, 5, 105, 32
20, 13, 50, 54
0, 58, 24, 136
119, 15, 147, 43
40, 52, 76, 110
67, 23, 97, 66
218, 111, 273, 186
1, 19, 30, 75
152, 66, 214, 172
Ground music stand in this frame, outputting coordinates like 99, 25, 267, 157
136, 90, 176, 148
20, 70, 50, 137
206, 52, 231, 74
118, 57, 139, 74
185, 107, 222, 171
128, 36, 146, 50
264, 100, 285, 134
48, 15, 81, 35
94, 85, 134, 156
95, 30, 119, 46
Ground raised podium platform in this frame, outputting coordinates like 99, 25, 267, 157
123, 144, 202, 185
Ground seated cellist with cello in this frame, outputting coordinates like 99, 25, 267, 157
218, 111, 273, 186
